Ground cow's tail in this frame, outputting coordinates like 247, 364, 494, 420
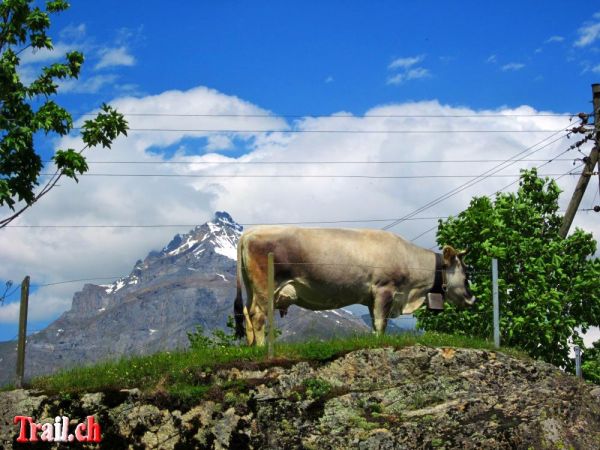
234, 237, 246, 339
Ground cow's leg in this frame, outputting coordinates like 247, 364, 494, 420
248, 299, 267, 346
243, 306, 254, 345
372, 287, 393, 335
244, 252, 270, 346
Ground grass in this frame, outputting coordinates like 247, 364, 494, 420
28, 332, 526, 396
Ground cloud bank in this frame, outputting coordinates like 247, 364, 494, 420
0, 86, 596, 327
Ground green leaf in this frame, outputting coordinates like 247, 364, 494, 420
52, 149, 88, 181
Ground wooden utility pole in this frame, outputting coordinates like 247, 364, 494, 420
559, 83, 600, 238
267, 252, 275, 359
15, 276, 30, 388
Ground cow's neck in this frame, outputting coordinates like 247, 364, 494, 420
430, 253, 446, 295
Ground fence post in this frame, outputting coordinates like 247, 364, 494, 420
267, 252, 275, 359
15, 276, 30, 388
492, 259, 500, 349
574, 345, 582, 378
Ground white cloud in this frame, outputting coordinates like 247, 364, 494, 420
0, 288, 72, 324
545, 35, 565, 44
388, 55, 424, 70
325, 76, 334, 83
592, 64, 600, 74
59, 74, 119, 94
387, 55, 431, 85
206, 134, 234, 151
1, 87, 596, 327
95, 46, 136, 70
501, 62, 525, 72
575, 14, 600, 47
486, 54, 497, 64
59, 23, 87, 41
387, 67, 431, 85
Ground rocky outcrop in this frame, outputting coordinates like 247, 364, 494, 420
2, 346, 599, 449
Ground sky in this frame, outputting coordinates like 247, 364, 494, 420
0, 1, 599, 343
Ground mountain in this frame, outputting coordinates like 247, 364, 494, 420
0, 212, 368, 386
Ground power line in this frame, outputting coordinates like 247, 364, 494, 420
41, 158, 577, 166
420, 162, 586, 247
382, 125, 575, 231
37, 277, 128, 288
38, 172, 577, 180
80, 112, 577, 118
73, 127, 570, 134
4, 216, 453, 228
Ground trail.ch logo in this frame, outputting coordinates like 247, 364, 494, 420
13, 415, 101, 443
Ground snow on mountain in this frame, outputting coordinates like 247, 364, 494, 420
160, 211, 242, 261
97, 211, 243, 295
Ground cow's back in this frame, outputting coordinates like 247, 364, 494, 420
240, 226, 432, 286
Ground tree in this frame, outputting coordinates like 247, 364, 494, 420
415, 169, 600, 369
0, 0, 128, 227
582, 340, 600, 384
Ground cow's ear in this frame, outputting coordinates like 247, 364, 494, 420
458, 249, 467, 259
442, 245, 457, 266
402, 295, 426, 314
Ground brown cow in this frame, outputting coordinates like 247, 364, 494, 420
233, 226, 475, 346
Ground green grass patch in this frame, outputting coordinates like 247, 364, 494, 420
28, 332, 525, 396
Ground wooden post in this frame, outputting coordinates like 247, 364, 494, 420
574, 345, 582, 378
15, 276, 30, 388
559, 83, 600, 238
267, 252, 275, 359
492, 259, 500, 349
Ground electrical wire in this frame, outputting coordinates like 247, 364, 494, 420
80, 112, 577, 118
41, 158, 577, 166
37, 172, 577, 180
420, 163, 586, 247
382, 125, 575, 231
4, 216, 452, 228
72, 127, 570, 134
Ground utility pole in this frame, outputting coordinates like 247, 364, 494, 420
559, 83, 600, 238
15, 276, 30, 389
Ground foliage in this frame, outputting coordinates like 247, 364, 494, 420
415, 169, 600, 369
582, 340, 600, 384
187, 315, 239, 350
0, 0, 128, 226
302, 378, 332, 399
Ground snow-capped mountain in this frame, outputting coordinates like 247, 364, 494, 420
98, 211, 242, 297
0, 212, 368, 386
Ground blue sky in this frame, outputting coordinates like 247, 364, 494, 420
50, 1, 599, 117
1, 1, 599, 342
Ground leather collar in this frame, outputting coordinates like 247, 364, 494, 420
431, 253, 448, 296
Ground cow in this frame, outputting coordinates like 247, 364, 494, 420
233, 226, 476, 346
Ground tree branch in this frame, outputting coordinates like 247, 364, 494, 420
0, 143, 90, 228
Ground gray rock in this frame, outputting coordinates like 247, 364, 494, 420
1, 346, 599, 449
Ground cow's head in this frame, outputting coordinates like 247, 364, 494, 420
442, 245, 476, 308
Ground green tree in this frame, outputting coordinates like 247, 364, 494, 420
415, 169, 600, 369
0, 0, 128, 227
582, 340, 600, 384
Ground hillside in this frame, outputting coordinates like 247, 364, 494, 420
0, 212, 368, 386
1, 343, 599, 449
